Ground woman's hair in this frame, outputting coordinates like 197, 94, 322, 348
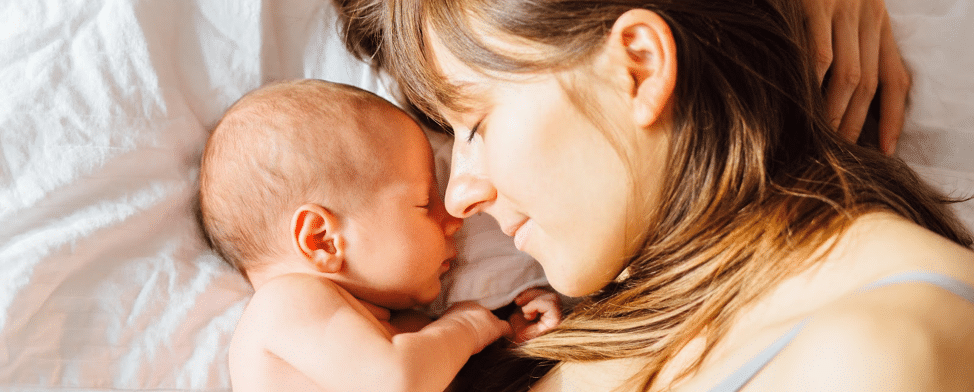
335, 0, 972, 389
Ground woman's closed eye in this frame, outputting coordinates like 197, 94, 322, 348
466, 120, 483, 142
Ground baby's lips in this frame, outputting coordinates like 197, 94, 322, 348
439, 257, 454, 273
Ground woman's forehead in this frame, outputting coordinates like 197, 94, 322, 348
416, 12, 563, 121
425, 26, 472, 82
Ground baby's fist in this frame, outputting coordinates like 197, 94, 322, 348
509, 287, 562, 344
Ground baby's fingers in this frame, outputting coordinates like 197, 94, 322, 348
509, 312, 550, 344
443, 302, 511, 350
521, 295, 562, 326
514, 287, 546, 306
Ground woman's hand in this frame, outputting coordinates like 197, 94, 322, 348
802, 0, 911, 155
508, 287, 563, 344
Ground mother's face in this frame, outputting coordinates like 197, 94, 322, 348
430, 34, 669, 297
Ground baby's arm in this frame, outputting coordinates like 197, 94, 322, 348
255, 275, 510, 392
508, 287, 563, 344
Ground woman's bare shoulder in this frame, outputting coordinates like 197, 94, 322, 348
841, 211, 973, 263
720, 211, 974, 391
530, 358, 649, 392
747, 212, 974, 390
748, 274, 974, 391
820, 211, 974, 290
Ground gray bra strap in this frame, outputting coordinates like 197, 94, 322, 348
708, 271, 974, 392
860, 271, 974, 303
706, 320, 809, 392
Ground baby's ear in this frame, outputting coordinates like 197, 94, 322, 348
290, 204, 345, 274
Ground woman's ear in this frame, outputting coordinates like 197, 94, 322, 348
291, 203, 345, 274
607, 8, 677, 128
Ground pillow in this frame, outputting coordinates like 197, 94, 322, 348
887, 0, 974, 231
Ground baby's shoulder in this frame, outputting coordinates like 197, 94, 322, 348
228, 275, 377, 388
242, 274, 350, 329
232, 275, 355, 353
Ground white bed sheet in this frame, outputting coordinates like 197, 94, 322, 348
0, 0, 971, 390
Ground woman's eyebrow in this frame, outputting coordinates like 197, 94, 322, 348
447, 76, 490, 94
450, 80, 478, 94
441, 80, 488, 115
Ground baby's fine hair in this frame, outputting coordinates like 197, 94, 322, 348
198, 79, 392, 277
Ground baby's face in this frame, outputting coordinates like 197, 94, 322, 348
338, 109, 463, 310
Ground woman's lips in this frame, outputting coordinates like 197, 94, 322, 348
503, 219, 524, 237
512, 219, 534, 251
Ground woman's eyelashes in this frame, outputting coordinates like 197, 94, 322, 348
466, 120, 482, 142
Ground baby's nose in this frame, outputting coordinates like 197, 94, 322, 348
443, 214, 463, 237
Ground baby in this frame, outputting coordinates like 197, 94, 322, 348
198, 79, 560, 391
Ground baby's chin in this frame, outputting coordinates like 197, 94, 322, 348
382, 286, 442, 311
412, 286, 442, 309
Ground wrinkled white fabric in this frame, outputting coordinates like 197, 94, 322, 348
0, 0, 544, 389
887, 0, 974, 230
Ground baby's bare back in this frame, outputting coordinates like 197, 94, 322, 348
227, 274, 386, 392
226, 273, 510, 391
229, 346, 323, 392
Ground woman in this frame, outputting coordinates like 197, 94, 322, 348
338, 0, 974, 390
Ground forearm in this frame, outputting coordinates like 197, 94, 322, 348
388, 316, 488, 392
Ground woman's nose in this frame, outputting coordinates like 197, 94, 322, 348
444, 140, 496, 218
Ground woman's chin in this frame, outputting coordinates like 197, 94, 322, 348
547, 276, 602, 298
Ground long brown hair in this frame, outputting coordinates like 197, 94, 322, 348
335, 0, 972, 389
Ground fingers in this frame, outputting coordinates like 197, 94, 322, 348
508, 311, 556, 344
512, 322, 543, 344
479, 312, 513, 351
492, 314, 515, 339
513, 287, 545, 306
507, 312, 533, 344
508, 288, 563, 344
806, 2, 835, 83
836, 4, 882, 142
442, 301, 512, 350
824, 9, 863, 140
816, 0, 906, 153
520, 293, 562, 325
876, 15, 910, 155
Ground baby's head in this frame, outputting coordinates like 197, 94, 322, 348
199, 79, 462, 309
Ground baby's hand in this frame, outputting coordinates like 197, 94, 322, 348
509, 287, 562, 344
440, 301, 512, 353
